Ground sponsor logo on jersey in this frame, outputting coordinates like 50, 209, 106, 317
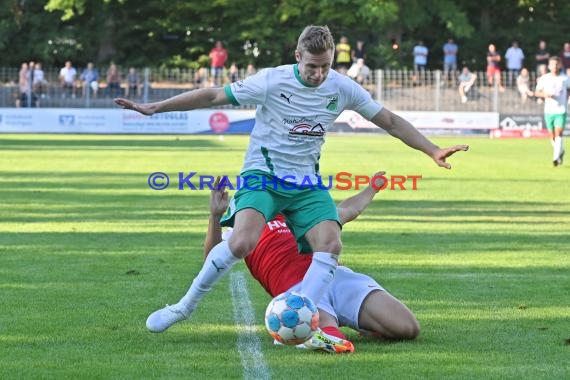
267, 220, 291, 234
289, 123, 325, 137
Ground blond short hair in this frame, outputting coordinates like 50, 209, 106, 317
296, 25, 335, 55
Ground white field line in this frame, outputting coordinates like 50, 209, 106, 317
230, 271, 270, 380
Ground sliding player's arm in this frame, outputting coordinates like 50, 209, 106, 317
203, 176, 229, 260
336, 171, 386, 225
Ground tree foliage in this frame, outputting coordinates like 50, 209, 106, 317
3, 0, 570, 71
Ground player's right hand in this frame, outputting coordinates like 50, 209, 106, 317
369, 171, 387, 192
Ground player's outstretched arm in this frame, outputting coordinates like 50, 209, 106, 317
370, 108, 469, 169
337, 171, 386, 225
114, 87, 231, 116
203, 176, 229, 260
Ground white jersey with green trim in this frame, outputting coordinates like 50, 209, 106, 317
536, 73, 570, 115
224, 64, 382, 184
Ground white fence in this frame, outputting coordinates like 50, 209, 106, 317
2, 66, 543, 115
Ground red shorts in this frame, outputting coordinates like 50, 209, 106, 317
487, 66, 501, 77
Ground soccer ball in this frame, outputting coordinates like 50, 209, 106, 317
264, 291, 319, 345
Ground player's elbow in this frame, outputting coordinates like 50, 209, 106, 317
399, 318, 420, 340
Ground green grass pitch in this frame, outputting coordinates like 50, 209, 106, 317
0, 134, 569, 379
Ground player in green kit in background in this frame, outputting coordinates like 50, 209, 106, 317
534, 56, 568, 166
114, 25, 469, 334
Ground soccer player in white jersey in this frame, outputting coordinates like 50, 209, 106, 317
115, 25, 468, 334
534, 56, 568, 166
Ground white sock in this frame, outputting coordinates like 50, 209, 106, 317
178, 241, 240, 313
300, 252, 339, 305
554, 136, 562, 161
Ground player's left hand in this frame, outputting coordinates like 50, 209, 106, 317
114, 98, 157, 116
210, 176, 229, 218
432, 145, 469, 169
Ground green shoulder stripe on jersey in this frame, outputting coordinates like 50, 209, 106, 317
224, 85, 240, 106
294, 64, 318, 88
260, 146, 275, 174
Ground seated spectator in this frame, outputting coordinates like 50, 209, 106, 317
59, 60, 77, 99
80, 62, 100, 98
535, 64, 548, 104
194, 67, 210, 88
347, 58, 370, 85
106, 63, 121, 97
32, 62, 48, 98
458, 66, 477, 103
228, 62, 239, 83
246, 63, 257, 77
125, 67, 141, 98
516, 68, 534, 103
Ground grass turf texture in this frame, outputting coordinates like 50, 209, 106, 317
0, 134, 568, 379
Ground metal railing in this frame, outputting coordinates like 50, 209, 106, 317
2, 66, 543, 114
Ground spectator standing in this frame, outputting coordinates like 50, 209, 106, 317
559, 42, 570, 70
443, 38, 458, 83
505, 41, 525, 86
413, 40, 428, 85
335, 36, 352, 74
209, 41, 228, 86
125, 67, 141, 98
59, 60, 77, 99
106, 63, 121, 97
535, 40, 550, 72
80, 62, 100, 99
16, 62, 30, 107
28, 60, 35, 91
351, 40, 367, 62
486, 44, 504, 90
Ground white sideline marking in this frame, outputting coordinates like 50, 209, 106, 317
230, 271, 270, 380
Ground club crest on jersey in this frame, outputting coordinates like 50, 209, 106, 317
326, 95, 338, 111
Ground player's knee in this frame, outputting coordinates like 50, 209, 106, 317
317, 238, 342, 255
228, 235, 257, 258
311, 233, 342, 254
330, 237, 342, 254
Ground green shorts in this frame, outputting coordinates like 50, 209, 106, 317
544, 113, 567, 132
220, 170, 340, 251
